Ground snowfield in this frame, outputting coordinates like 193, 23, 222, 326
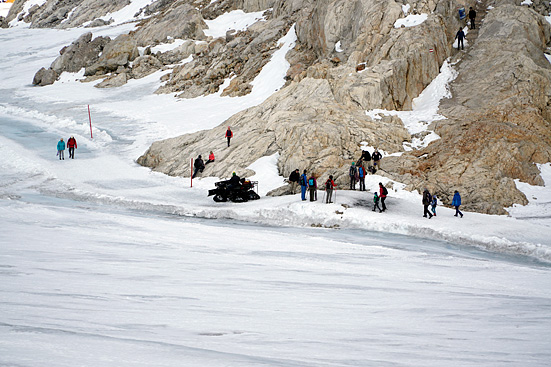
1, 5, 551, 367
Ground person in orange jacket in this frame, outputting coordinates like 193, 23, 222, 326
205, 151, 215, 165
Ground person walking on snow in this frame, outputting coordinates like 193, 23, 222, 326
308, 174, 317, 202
349, 162, 357, 190
422, 188, 433, 219
57, 138, 65, 160
225, 126, 233, 147
431, 194, 438, 217
372, 192, 382, 212
379, 182, 388, 212
468, 7, 476, 29
67, 136, 77, 159
455, 27, 465, 50
452, 190, 463, 217
357, 163, 366, 191
205, 151, 215, 165
300, 170, 308, 201
289, 169, 300, 194
372, 149, 382, 169
192, 155, 205, 178
324, 175, 336, 203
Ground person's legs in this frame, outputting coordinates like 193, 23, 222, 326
381, 197, 386, 211
227, 137, 231, 147
326, 189, 332, 203
301, 186, 307, 200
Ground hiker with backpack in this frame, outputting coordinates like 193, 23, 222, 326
379, 182, 388, 211
422, 188, 433, 219
372, 192, 382, 212
67, 136, 77, 159
324, 175, 336, 203
431, 194, 438, 217
308, 174, 317, 202
300, 170, 308, 201
349, 161, 357, 190
358, 163, 366, 191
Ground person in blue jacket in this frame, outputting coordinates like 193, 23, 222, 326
452, 190, 463, 217
57, 138, 65, 160
300, 169, 308, 201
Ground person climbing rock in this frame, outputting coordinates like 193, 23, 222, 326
372, 149, 382, 169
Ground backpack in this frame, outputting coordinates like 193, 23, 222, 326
382, 186, 388, 196
358, 167, 364, 177
308, 178, 314, 186
325, 180, 332, 190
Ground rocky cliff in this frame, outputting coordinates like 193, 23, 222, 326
15, 0, 551, 214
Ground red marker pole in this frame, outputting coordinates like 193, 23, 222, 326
87, 105, 93, 139
190, 158, 193, 187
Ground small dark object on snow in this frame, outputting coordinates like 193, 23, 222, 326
208, 178, 260, 202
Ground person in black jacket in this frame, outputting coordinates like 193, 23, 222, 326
192, 155, 205, 178
468, 7, 476, 29
455, 27, 465, 50
372, 149, 382, 169
288, 169, 300, 194
422, 188, 433, 219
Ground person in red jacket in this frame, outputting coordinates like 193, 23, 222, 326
379, 182, 388, 212
67, 136, 77, 159
205, 151, 215, 165
225, 127, 233, 147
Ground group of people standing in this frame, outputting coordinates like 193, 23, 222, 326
348, 149, 382, 191
56, 136, 77, 160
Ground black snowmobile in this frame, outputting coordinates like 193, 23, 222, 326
208, 177, 260, 202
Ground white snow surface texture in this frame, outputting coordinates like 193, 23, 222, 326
1, 4, 551, 367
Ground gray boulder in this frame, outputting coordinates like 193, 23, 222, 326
32, 67, 58, 86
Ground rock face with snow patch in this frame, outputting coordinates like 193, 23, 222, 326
23, 0, 551, 214
383, 3, 551, 214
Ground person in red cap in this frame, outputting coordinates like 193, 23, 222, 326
225, 126, 233, 147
